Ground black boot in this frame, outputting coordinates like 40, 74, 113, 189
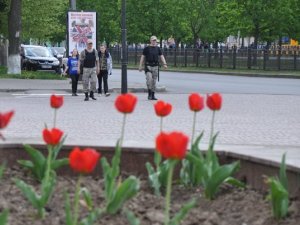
84, 92, 89, 101
148, 89, 152, 100
151, 91, 157, 100
89, 91, 97, 100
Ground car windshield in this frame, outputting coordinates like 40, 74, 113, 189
25, 47, 53, 57
52, 47, 66, 55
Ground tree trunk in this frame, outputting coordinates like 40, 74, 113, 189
7, 0, 22, 74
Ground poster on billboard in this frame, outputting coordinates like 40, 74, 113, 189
67, 11, 97, 56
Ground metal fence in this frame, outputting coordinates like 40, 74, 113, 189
110, 47, 300, 71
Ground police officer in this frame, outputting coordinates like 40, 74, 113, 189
139, 36, 167, 100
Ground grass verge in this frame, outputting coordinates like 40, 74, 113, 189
0, 66, 66, 80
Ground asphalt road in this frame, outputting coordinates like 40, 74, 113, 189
110, 69, 300, 95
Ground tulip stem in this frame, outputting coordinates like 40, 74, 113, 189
209, 111, 215, 146
73, 174, 82, 225
154, 118, 163, 169
191, 111, 197, 146
45, 145, 53, 184
164, 160, 176, 225
53, 109, 57, 128
120, 114, 127, 147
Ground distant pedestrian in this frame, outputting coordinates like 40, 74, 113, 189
64, 49, 79, 96
139, 35, 167, 100
97, 44, 112, 97
78, 39, 99, 101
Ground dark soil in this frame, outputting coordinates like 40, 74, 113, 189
0, 166, 299, 225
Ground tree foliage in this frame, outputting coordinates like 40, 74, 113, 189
1, 0, 300, 46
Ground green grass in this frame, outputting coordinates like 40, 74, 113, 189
0, 66, 66, 80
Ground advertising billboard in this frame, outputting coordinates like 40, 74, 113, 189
67, 11, 97, 56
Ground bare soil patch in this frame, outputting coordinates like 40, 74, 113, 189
1, 166, 299, 225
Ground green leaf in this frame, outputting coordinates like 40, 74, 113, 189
184, 152, 206, 186
17, 160, 34, 169
205, 161, 240, 199
224, 177, 245, 188
79, 208, 103, 225
154, 150, 162, 168
269, 177, 289, 219
146, 162, 161, 196
40, 171, 56, 206
101, 157, 115, 202
158, 160, 171, 187
206, 133, 220, 172
51, 158, 69, 170
106, 176, 140, 214
169, 198, 197, 225
64, 192, 73, 225
22, 144, 47, 181
111, 141, 121, 179
0, 209, 8, 225
124, 208, 140, 225
279, 153, 288, 190
51, 135, 67, 160
80, 187, 94, 211
14, 178, 40, 208
0, 163, 5, 180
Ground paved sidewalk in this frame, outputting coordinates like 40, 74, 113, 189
0, 78, 299, 171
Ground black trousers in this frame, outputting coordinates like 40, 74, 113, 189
70, 75, 79, 94
97, 70, 108, 94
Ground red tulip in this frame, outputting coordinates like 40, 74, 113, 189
206, 93, 222, 111
50, 94, 64, 109
69, 147, 100, 174
156, 131, 189, 160
115, 93, 137, 114
154, 100, 172, 117
0, 110, 14, 129
43, 128, 63, 145
188, 93, 204, 112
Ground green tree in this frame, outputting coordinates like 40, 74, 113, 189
22, 0, 68, 43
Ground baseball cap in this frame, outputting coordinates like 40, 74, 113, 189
87, 39, 93, 44
150, 36, 157, 41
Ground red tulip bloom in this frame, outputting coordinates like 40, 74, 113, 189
43, 128, 63, 145
50, 94, 64, 109
69, 147, 100, 174
115, 93, 137, 114
206, 93, 222, 111
154, 100, 172, 117
156, 131, 189, 160
188, 93, 204, 112
0, 110, 14, 129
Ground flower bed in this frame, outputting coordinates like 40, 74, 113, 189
0, 93, 299, 225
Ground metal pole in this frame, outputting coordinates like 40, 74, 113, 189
121, 0, 128, 94
70, 0, 76, 10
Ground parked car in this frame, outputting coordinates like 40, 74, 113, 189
21, 45, 61, 73
48, 47, 66, 68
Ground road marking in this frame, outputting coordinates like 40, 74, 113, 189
12, 93, 76, 98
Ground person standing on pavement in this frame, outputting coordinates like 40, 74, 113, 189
78, 39, 99, 101
64, 49, 79, 96
139, 35, 167, 100
97, 44, 112, 97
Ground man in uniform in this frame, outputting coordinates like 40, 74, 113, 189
139, 36, 167, 100
78, 39, 99, 101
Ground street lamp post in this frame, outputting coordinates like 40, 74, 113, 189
121, 0, 128, 94
70, 0, 76, 10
